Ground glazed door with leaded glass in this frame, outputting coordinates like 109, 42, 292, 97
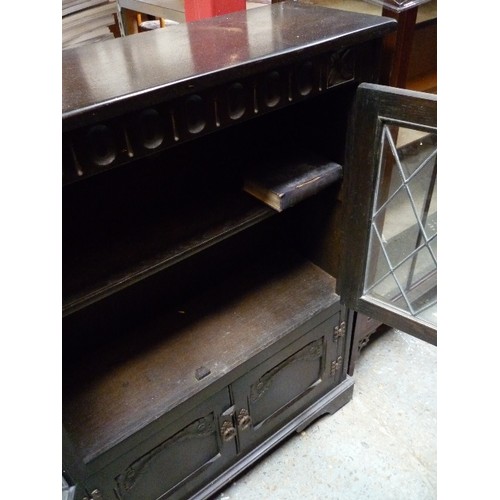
339, 83, 437, 345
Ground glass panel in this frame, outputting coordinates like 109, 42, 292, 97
363, 121, 437, 327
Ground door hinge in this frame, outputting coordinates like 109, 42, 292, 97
330, 356, 343, 376
334, 321, 346, 340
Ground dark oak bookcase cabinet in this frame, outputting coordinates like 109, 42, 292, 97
62, 4, 396, 500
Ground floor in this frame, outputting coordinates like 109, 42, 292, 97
211, 328, 437, 499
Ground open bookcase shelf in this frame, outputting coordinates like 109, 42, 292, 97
63, 190, 273, 316
63, 252, 338, 464
62, 5, 397, 499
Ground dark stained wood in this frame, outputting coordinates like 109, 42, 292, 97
380, 5, 418, 88
340, 83, 437, 346
195, 377, 354, 500
63, 191, 273, 316
93, 389, 236, 500
347, 312, 389, 376
62, 3, 396, 130
62, 6, 398, 498
63, 254, 338, 464
406, 18, 437, 92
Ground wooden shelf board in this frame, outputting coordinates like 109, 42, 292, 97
63, 253, 338, 464
63, 192, 274, 316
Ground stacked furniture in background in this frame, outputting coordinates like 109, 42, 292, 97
62, 0, 118, 50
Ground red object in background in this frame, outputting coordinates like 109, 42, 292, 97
184, 0, 246, 21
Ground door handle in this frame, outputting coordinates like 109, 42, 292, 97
220, 421, 237, 442
237, 409, 252, 430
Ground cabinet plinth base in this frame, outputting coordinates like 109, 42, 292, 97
193, 376, 354, 500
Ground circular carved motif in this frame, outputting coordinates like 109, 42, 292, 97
139, 108, 164, 150
227, 82, 246, 120
85, 124, 116, 166
340, 49, 355, 80
297, 61, 314, 96
264, 71, 281, 108
185, 94, 206, 134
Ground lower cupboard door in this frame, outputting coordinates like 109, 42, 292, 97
85, 388, 236, 500
232, 314, 341, 452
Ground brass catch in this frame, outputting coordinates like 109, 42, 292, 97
220, 421, 236, 442
237, 409, 252, 430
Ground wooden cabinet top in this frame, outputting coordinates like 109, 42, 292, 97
62, 2, 396, 129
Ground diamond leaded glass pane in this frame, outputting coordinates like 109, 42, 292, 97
364, 122, 437, 326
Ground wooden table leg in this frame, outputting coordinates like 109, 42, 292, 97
118, 6, 140, 35
380, 6, 418, 88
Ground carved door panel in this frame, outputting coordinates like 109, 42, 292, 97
340, 83, 437, 345
231, 313, 344, 452
84, 388, 236, 500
